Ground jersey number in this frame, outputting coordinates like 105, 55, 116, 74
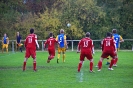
49, 41, 52, 46
83, 41, 88, 47
59, 37, 62, 43
28, 37, 32, 43
106, 41, 110, 46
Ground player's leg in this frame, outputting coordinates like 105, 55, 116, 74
78, 53, 85, 72
86, 53, 94, 72
62, 48, 66, 62
20, 46, 22, 52
31, 49, 37, 71
2, 44, 5, 53
19, 43, 23, 52
23, 58, 28, 71
108, 52, 116, 70
47, 49, 55, 63
57, 47, 61, 63
5, 44, 8, 53
106, 56, 111, 65
113, 51, 118, 67
23, 48, 30, 71
97, 52, 108, 71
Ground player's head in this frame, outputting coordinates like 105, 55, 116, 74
110, 32, 113, 37
4, 33, 6, 37
30, 28, 34, 34
60, 29, 64, 34
106, 32, 111, 37
86, 32, 90, 37
49, 32, 53, 37
17, 32, 19, 35
112, 29, 117, 33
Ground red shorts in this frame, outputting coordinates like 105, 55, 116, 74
80, 51, 93, 61
101, 51, 115, 58
48, 48, 55, 56
25, 48, 36, 58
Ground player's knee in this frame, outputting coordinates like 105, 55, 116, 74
90, 59, 93, 62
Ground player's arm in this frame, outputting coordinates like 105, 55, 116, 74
64, 35, 68, 49
7, 37, 9, 44
35, 35, 39, 49
113, 40, 117, 53
119, 35, 124, 43
2, 37, 3, 45
44, 40, 48, 49
24, 39, 27, 48
77, 40, 81, 53
56, 35, 59, 47
91, 41, 95, 54
101, 39, 104, 51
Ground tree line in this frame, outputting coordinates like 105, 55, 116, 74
0, 0, 133, 49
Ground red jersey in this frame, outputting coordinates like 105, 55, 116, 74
24, 34, 37, 50
78, 37, 93, 53
101, 37, 115, 52
44, 37, 57, 49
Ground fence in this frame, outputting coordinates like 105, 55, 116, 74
0, 39, 133, 52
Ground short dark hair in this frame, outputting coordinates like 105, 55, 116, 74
106, 32, 111, 37
30, 28, 34, 34
86, 32, 90, 37
112, 29, 117, 33
49, 32, 53, 37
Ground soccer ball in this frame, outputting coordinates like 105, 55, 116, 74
67, 23, 71, 27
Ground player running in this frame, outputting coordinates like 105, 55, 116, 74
77, 32, 95, 73
112, 29, 124, 66
44, 33, 58, 63
97, 32, 116, 71
2, 33, 9, 53
56, 29, 68, 63
22, 28, 39, 71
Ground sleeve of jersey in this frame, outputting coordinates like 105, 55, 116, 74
24, 39, 27, 48
44, 40, 47, 48
92, 41, 95, 53
7, 37, 9, 44
101, 39, 104, 51
2, 37, 3, 44
35, 35, 37, 40
119, 35, 123, 40
56, 36, 58, 41
64, 35, 66, 40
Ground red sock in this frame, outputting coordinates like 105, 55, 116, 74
109, 59, 114, 68
49, 56, 54, 60
23, 62, 26, 71
90, 62, 93, 71
98, 61, 102, 69
78, 63, 82, 72
33, 61, 36, 70
114, 58, 118, 65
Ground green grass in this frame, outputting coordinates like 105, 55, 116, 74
0, 51, 133, 88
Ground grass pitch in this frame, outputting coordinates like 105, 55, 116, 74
0, 51, 133, 88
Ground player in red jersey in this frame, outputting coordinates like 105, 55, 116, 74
44, 33, 58, 63
22, 28, 39, 71
97, 32, 116, 71
77, 32, 95, 73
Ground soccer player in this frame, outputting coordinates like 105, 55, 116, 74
77, 32, 95, 72
16, 32, 23, 52
56, 29, 67, 63
97, 32, 116, 71
44, 33, 58, 63
112, 29, 124, 66
2, 33, 9, 53
22, 28, 39, 71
